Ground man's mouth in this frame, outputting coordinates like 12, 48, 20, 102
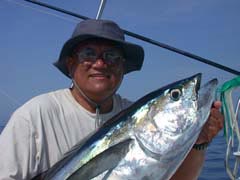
90, 73, 110, 79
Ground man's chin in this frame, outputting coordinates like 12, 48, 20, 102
89, 89, 114, 101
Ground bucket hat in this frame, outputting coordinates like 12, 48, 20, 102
54, 19, 144, 78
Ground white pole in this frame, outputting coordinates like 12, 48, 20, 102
96, 0, 107, 19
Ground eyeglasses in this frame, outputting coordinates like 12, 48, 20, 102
75, 47, 125, 66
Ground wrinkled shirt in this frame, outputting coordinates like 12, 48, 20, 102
0, 89, 131, 179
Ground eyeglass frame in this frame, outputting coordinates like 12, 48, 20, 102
72, 47, 125, 67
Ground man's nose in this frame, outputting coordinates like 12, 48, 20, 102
92, 58, 107, 68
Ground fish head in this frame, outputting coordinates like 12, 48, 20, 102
135, 73, 218, 158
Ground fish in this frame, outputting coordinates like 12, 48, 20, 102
34, 73, 218, 180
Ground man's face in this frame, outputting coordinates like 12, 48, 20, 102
67, 39, 125, 102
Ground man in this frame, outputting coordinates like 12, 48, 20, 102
0, 19, 223, 179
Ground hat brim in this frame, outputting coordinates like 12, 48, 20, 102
54, 34, 144, 78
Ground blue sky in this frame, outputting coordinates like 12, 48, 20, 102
0, 0, 240, 125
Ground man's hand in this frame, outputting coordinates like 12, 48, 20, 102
196, 101, 224, 144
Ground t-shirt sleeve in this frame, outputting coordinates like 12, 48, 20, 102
0, 110, 39, 179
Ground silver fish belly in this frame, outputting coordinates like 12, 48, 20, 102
39, 73, 218, 180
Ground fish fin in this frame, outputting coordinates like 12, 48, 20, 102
100, 168, 115, 180
69, 138, 133, 179
34, 131, 96, 179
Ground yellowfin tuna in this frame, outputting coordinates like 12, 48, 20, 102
34, 73, 218, 180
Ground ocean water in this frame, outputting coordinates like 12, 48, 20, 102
0, 121, 234, 179
200, 132, 230, 180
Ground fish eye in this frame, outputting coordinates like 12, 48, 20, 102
170, 88, 182, 101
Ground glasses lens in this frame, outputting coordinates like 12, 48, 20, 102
77, 48, 97, 63
77, 48, 124, 65
103, 50, 123, 65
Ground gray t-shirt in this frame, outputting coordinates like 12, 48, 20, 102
0, 89, 132, 179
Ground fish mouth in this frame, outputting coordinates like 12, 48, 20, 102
189, 73, 218, 109
197, 77, 218, 110
195, 73, 201, 94
183, 73, 201, 95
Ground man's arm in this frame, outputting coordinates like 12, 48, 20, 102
170, 101, 224, 180
170, 148, 205, 180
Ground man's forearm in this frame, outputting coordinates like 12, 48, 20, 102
170, 148, 206, 180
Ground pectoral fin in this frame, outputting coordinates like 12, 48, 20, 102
69, 138, 133, 180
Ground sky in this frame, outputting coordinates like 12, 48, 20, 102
0, 0, 240, 125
